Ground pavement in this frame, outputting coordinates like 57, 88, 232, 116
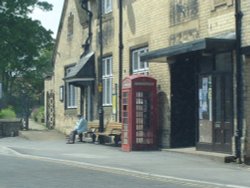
19, 119, 65, 141
18, 119, 233, 163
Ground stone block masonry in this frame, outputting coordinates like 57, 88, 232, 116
0, 119, 22, 137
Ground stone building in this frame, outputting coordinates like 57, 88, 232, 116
45, 0, 250, 163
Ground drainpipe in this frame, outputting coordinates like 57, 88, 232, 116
118, 0, 123, 123
98, 0, 104, 133
81, 0, 93, 55
235, 0, 243, 163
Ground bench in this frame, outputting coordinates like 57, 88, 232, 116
94, 122, 122, 146
82, 122, 99, 142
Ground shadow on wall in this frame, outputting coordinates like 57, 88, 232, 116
158, 91, 170, 148
120, 0, 136, 34
126, 3, 136, 34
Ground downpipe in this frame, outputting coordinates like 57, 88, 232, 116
235, 0, 244, 164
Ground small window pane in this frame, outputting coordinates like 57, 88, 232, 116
107, 59, 110, 75
133, 51, 138, 71
103, 0, 112, 14
102, 60, 105, 75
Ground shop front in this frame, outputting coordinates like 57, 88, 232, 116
141, 37, 236, 153
197, 52, 233, 153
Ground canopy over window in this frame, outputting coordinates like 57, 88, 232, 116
140, 38, 236, 62
64, 51, 95, 86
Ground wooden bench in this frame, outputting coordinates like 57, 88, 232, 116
94, 122, 122, 146
82, 122, 99, 142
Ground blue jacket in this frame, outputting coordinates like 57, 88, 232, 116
74, 118, 88, 134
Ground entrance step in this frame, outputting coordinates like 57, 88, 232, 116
162, 147, 235, 163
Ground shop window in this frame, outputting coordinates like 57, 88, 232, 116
131, 47, 149, 75
102, 56, 113, 106
198, 75, 213, 143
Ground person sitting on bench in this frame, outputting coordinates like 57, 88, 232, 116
67, 114, 88, 144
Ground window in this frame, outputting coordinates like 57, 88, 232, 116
102, 56, 113, 105
65, 67, 78, 108
103, 0, 112, 14
170, 0, 198, 25
132, 47, 149, 75
211, 0, 233, 11
67, 12, 74, 39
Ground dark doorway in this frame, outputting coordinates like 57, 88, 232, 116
170, 56, 197, 148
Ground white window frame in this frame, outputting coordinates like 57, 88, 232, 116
65, 67, 78, 108
102, 56, 113, 106
103, 0, 112, 14
132, 47, 149, 75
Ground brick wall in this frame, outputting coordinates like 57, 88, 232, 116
242, 0, 250, 47
45, 1, 84, 134
244, 56, 250, 161
45, 1, 250, 154
241, 0, 250, 162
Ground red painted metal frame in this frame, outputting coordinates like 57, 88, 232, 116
122, 75, 158, 151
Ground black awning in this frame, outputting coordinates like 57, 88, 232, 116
64, 51, 95, 86
141, 38, 236, 62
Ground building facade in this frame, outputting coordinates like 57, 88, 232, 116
44, 0, 250, 163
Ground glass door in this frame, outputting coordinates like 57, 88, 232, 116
198, 74, 233, 153
213, 74, 232, 152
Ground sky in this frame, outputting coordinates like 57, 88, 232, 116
30, 0, 64, 38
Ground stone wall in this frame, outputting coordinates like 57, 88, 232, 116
0, 119, 22, 137
241, 0, 250, 47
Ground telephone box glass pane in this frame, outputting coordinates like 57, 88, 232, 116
135, 91, 153, 144
122, 92, 129, 144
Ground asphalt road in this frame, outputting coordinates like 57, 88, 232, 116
0, 154, 201, 188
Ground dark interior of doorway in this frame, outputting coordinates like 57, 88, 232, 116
170, 56, 197, 148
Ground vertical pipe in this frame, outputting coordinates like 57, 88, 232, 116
81, 0, 93, 54
98, 0, 104, 132
235, 0, 243, 163
118, 0, 123, 123
115, 83, 118, 122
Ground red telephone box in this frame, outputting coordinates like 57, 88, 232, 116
122, 75, 158, 152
